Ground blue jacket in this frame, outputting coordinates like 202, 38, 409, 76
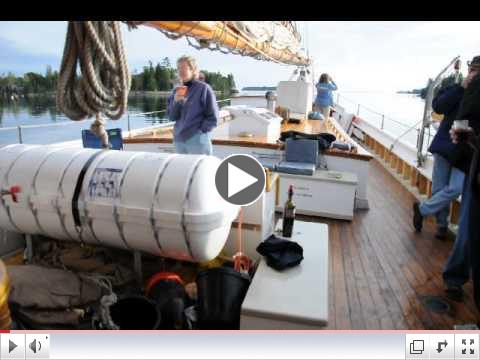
314, 82, 337, 108
167, 80, 219, 142
428, 84, 464, 164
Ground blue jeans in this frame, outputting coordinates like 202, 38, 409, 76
174, 131, 212, 155
443, 179, 472, 287
419, 154, 465, 229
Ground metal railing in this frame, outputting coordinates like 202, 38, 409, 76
336, 93, 433, 151
0, 98, 232, 145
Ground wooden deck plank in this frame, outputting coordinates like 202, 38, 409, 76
301, 158, 477, 329
352, 213, 409, 329
330, 222, 352, 329
371, 159, 479, 325
367, 176, 450, 329
338, 224, 367, 329
343, 221, 382, 329
367, 162, 478, 326
326, 230, 337, 330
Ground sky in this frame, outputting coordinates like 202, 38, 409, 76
0, 21, 479, 92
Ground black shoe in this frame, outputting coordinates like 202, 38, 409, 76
446, 284, 464, 302
413, 202, 423, 232
435, 227, 448, 240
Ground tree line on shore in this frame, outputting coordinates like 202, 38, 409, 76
0, 58, 236, 97
130, 58, 236, 94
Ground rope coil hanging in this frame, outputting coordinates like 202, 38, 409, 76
57, 21, 131, 148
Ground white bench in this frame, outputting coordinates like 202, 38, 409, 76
240, 220, 329, 329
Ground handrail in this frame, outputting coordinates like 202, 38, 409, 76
336, 93, 440, 151
0, 97, 232, 144
336, 93, 412, 130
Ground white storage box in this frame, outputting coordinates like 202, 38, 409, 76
222, 105, 283, 143
276, 80, 313, 120
0, 144, 239, 262
277, 170, 358, 220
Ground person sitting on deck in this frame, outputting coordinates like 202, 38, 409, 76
314, 73, 338, 120
167, 56, 219, 155
412, 67, 469, 239
441, 56, 480, 303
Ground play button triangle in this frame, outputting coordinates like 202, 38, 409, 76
9, 339, 17, 353
227, 162, 258, 198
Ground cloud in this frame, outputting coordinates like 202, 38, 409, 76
0, 21, 67, 57
1, 21, 479, 91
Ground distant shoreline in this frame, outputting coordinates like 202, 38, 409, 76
242, 86, 276, 91
2, 90, 224, 99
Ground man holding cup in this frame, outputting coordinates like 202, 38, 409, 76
412, 61, 471, 239
440, 56, 480, 302
167, 56, 219, 155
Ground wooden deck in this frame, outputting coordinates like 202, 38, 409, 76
301, 158, 478, 330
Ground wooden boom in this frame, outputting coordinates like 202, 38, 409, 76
143, 21, 310, 66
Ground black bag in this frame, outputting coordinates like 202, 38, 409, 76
279, 131, 336, 152
256, 235, 304, 271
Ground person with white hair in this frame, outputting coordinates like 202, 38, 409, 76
167, 56, 219, 155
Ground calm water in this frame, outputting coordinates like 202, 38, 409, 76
0, 94, 228, 147
0, 91, 428, 148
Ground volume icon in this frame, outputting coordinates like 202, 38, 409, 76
29, 339, 41, 354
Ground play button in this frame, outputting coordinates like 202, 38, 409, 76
9, 340, 17, 353
216, 154, 266, 206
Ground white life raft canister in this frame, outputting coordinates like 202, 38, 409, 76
0, 144, 239, 262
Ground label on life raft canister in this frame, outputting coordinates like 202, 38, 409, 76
88, 168, 122, 200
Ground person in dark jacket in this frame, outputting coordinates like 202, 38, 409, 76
441, 56, 480, 302
167, 56, 219, 155
467, 134, 480, 313
412, 79, 465, 239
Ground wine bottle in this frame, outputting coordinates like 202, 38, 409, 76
282, 185, 296, 237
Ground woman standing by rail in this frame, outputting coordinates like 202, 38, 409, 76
314, 73, 338, 120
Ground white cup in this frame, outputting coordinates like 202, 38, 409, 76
453, 119, 469, 130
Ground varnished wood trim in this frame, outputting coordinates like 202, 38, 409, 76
418, 174, 428, 195
403, 163, 412, 180
384, 149, 391, 162
265, 171, 279, 193
231, 222, 262, 231
125, 134, 373, 161
410, 168, 418, 187
450, 200, 461, 225
391, 154, 398, 170
396, 157, 404, 174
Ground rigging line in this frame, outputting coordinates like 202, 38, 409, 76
224, 23, 302, 66
306, 21, 310, 60
223, 25, 284, 65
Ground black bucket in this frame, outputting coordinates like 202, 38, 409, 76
196, 267, 251, 330
148, 279, 189, 329
109, 295, 161, 330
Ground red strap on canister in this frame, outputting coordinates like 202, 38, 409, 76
145, 272, 184, 296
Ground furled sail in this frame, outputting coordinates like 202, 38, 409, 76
136, 21, 310, 66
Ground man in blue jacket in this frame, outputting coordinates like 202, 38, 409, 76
412, 77, 465, 240
167, 56, 219, 155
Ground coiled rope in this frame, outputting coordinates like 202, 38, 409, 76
57, 21, 131, 148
